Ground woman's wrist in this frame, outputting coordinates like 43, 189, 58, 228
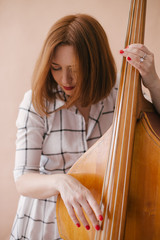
148, 76, 160, 114
16, 173, 65, 199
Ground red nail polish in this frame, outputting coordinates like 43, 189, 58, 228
85, 225, 90, 230
119, 50, 124, 54
76, 223, 80, 227
95, 225, 100, 231
127, 56, 131, 61
99, 215, 103, 221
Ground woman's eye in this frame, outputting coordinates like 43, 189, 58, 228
51, 66, 61, 71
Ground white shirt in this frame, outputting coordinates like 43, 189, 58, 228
11, 86, 117, 240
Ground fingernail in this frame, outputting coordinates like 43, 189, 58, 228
85, 225, 90, 230
99, 215, 103, 221
95, 225, 100, 231
119, 50, 124, 54
127, 56, 131, 61
76, 223, 80, 228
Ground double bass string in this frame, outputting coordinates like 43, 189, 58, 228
95, 0, 146, 239
117, 0, 146, 238
95, 0, 136, 238
117, 0, 145, 239
111, 0, 139, 237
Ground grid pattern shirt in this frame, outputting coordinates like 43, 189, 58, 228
10, 86, 117, 240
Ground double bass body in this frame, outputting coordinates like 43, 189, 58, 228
124, 112, 160, 240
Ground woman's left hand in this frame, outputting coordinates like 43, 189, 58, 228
120, 43, 159, 91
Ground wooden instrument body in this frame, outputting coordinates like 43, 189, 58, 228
56, 0, 160, 239
124, 112, 160, 240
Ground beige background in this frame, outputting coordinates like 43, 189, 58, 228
0, 0, 159, 239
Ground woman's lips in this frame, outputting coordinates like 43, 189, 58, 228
63, 86, 75, 90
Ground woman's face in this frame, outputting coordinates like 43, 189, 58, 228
51, 45, 78, 96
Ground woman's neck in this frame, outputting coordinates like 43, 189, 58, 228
75, 102, 91, 130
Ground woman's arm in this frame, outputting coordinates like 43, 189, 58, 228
16, 172, 103, 230
120, 43, 160, 114
147, 76, 160, 114
15, 173, 60, 199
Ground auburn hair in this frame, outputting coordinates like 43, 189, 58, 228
31, 14, 117, 115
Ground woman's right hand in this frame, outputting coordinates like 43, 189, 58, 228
57, 174, 103, 231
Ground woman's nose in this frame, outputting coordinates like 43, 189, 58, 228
61, 69, 72, 84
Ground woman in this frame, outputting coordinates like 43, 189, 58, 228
10, 14, 160, 239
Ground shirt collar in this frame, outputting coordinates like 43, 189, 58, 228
48, 85, 105, 116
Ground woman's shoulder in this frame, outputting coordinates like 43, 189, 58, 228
101, 75, 119, 111
107, 76, 119, 101
18, 89, 41, 116
19, 89, 65, 113
19, 89, 32, 109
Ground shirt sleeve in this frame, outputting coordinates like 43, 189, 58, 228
13, 90, 45, 181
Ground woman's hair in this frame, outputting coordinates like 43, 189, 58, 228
32, 14, 117, 115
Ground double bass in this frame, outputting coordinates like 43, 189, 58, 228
56, 0, 160, 239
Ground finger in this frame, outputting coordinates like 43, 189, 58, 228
120, 48, 149, 61
82, 191, 103, 231
80, 199, 100, 230
125, 53, 146, 74
120, 44, 153, 61
120, 49, 151, 73
126, 48, 148, 59
74, 201, 97, 230
127, 43, 152, 55
74, 202, 89, 230
126, 51, 151, 68
86, 193, 103, 222
65, 202, 81, 228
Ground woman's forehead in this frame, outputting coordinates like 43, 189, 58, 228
52, 45, 76, 65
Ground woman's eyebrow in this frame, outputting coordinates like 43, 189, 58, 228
51, 62, 74, 68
